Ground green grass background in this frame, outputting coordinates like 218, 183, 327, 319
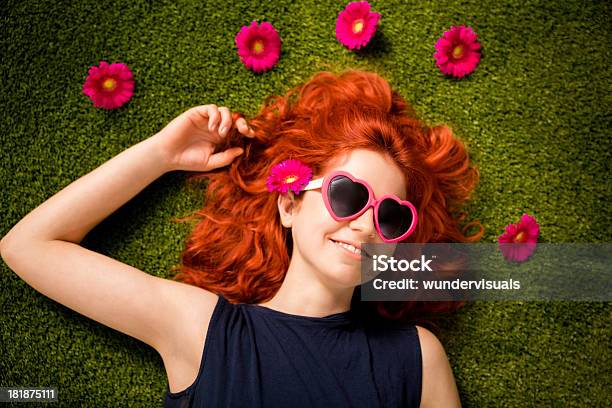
1, 0, 610, 406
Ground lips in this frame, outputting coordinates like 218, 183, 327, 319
330, 238, 372, 258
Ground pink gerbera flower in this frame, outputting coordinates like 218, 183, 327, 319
82, 61, 134, 109
335, 1, 381, 50
266, 159, 313, 194
235, 21, 282, 73
433, 25, 481, 78
498, 213, 540, 262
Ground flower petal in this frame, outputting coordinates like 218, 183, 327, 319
82, 61, 134, 109
434, 25, 482, 78
235, 21, 282, 73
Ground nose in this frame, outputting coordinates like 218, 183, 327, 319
348, 207, 378, 239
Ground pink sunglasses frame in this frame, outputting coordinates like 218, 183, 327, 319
300, 170, 419, 243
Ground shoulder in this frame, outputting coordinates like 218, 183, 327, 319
415, 326, 447, 368
415, 326, 461, 408
160, 288, 221, 394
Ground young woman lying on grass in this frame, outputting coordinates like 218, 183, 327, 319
1, 69, 483, 407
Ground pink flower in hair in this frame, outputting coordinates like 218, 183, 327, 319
498, 213, 540, 262
267, 159, 313, 194
82, 61, 135, 109
433, 25, 482, 78
335, 1, 381, 50
235, 21, 282, 73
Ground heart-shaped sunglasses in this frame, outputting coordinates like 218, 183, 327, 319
300, 170, 418, 243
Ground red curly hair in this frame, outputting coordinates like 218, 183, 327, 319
169, 69, 484, 325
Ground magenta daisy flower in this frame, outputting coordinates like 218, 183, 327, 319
82, 61, 135, 110
433, 25, 482, 78
235, 21, 282, 73
498, 213, 540, 262
335, 1, 381, 50
266, 159, 313, 194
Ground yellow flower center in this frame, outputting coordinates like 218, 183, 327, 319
515, 231, 525, 243
352, 19, 365, 34
284, 175, 298, 184
102, 78, 117, 91
252, 40, 265, 54
452, 45, 464, 59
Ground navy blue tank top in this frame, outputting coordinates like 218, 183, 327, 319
164, 294, 422, 407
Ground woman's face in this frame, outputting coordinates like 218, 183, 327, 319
278, 148, 408, 290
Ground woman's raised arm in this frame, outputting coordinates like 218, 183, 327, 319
0, 105, 254, 367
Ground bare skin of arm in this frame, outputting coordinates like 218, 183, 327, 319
416, 325, 462, 407
0, 105, 255, 393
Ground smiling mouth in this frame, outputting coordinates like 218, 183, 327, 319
330, 239, 372, 258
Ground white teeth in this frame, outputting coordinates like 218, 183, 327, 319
332, 240, 361, 255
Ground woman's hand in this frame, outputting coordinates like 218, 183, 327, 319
152, 104, 256, 172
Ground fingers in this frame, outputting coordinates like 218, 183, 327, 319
189, 104, 255, 138
218, 107, 232, 136
235, 117, 256, 138
206, 104, 220, 132
184, 105, 222, 133
205, 147, 244, 171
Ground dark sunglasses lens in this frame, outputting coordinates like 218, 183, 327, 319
378, 199, 413, 239
328, 176, 369, 218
